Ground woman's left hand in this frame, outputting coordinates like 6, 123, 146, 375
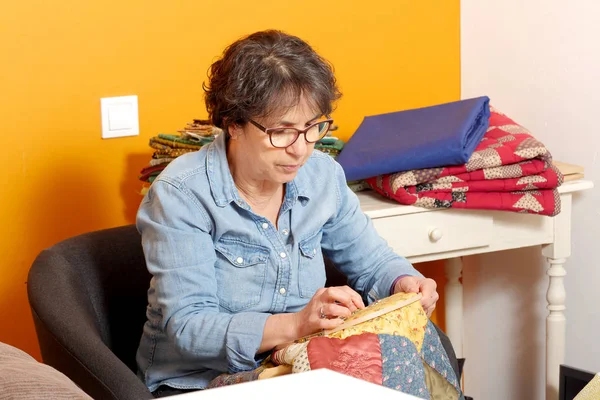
393, 276, 439, 317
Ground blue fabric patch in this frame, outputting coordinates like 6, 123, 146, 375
422, 320, 461, 391
379, 334, 430, 399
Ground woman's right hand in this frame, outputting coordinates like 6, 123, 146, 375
292, 286, 365, 339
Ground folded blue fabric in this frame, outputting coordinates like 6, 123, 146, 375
336, 96, 490, 181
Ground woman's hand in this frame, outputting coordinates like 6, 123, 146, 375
393, 276, 439, 317
292, 286, 365, 338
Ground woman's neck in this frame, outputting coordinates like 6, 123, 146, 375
233, 172, 282, 207
227, 140, 284, 214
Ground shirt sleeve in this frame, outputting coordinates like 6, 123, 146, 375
320, 160, 423, 305
137, 179, 270, 374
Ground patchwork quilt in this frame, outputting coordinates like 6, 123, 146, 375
208, 292, 464, 400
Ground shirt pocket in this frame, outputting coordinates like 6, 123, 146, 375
214, 237, 270, 312
298, 230, 326, 299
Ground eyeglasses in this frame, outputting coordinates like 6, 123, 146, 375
248, 117, 333, 148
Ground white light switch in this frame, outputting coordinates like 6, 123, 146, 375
101, 95, 139, 139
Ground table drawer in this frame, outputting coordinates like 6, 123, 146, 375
371, 210, 493, 258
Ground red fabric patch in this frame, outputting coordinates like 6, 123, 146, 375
306, 333, 382, 385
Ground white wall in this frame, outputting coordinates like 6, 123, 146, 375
461, 1, 600, 399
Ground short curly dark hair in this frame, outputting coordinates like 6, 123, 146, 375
203, 30, 342, 132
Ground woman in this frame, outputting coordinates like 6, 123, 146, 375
136, 30, 442, 397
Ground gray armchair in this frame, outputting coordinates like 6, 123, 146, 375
27, 224, 462, 400
28, 225, 153, 400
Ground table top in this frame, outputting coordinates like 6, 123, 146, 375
170, 368, 421, 399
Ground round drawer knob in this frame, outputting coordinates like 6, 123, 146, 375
429, 228, 443, 242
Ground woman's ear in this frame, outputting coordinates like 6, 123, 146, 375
228, 123, 243, 140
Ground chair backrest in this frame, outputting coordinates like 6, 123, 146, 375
28, 224, 153, 399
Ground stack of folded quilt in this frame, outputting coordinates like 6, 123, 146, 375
138, 120, 222, 193
314, 124, 345, 160
314, 135, 345, 159
337, 98, 563, 216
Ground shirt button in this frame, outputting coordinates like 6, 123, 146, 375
282, 229, 289, 236
313, 249, 317, 255
279, 252, 287, 259
279, 287, 286, 295
262, 222, 269, 229
236, 257, 243, 264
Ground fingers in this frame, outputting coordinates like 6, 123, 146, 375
305, 303, 345, 331
424, 304, 436, 318
421, 290, 440, 312
418, 278, 439, 311
398, 276, 420, 293
320, 286, 365, 311
317, 316, 345, 331
397, 276, 439, 316
340, 285, 365, 310
321, 302, 353, 320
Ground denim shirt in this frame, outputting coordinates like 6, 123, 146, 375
136, 133, 421, 391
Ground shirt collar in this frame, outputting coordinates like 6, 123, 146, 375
289, 167, 311, 206
206, 133, 241, 207
206, 133, 311, 208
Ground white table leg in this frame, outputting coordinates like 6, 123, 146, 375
542, 193, 572, 400
445, 257, 464, 359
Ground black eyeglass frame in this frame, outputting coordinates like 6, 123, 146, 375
248, 117, 334, 148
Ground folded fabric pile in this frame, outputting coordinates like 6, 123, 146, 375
365, 107, 564, 216
314, 125, 345, 160
139, 119, 222, 189
337, 97, 491, 195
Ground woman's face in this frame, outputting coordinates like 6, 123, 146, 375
230, 96, 320, 184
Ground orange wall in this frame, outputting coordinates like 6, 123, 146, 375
0, 1, 459, 358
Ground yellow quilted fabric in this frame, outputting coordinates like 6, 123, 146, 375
327, 292, 427, 352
